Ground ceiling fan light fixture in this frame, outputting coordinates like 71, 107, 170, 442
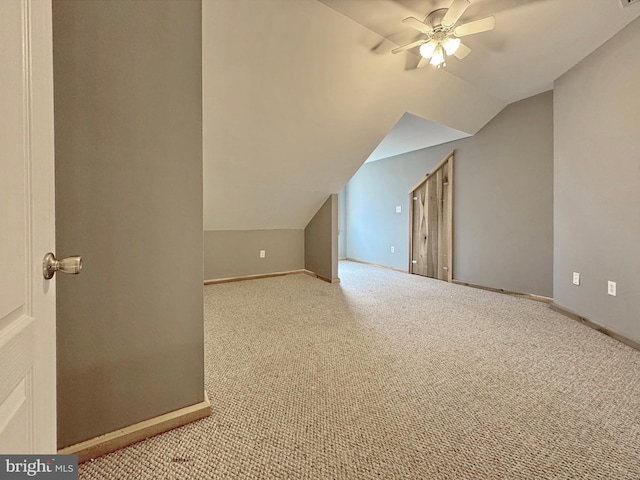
393, 1, 496, 70
442, 37, 461, 56
430, 44, 445, 67
419, 40, 437, 59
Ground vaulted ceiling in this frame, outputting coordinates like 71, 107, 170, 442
203, 0, 640, 231
320, 0, 640, 103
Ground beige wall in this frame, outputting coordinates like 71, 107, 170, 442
305, 195, 339, 281
53, 0, 204, 448
554, 17, 640, 341
204, 230, 304, 281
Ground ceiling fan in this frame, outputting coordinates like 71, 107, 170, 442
392, 0, 495, 69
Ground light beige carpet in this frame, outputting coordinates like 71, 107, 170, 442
79, 261, 640, 479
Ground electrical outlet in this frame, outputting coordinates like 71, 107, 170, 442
259, 250, 265, 258
572, 272, 580, 286
608, 281, 616, 296
395, 206, 402, 213
391, 246, 395, 253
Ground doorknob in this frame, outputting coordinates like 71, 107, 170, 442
42, 252, 82, 280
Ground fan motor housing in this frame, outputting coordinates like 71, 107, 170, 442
424, 8, 448, 30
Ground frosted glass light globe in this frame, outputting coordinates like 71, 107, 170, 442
419, 41, 437, 59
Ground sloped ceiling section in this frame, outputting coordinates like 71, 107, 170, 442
321, 0, 640, 103
365, 113, 470, 163
202, 0, 505, 230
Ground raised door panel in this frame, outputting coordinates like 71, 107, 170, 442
0, 0, 56, 453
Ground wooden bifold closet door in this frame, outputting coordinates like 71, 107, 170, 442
409, 152, 454, 282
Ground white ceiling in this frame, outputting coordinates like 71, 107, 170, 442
365, 113, 469, 162
319, 0, 640, 103
202, 0, 640, 230
203, 0, 505, 230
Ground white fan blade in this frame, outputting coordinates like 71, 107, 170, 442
453, 42, 471, 59
454, 16, 495, 37
391, 39, 427, 54
442, 0, 470, 28
402, 16, 434, 34
417, 57, 431, 68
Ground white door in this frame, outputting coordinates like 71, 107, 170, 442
0, 0, 57, 453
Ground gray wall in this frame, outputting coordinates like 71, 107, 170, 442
204, 230, 304, 280
53, 0, 204, 448
305, 195, 339, 281
346, 91, 554, 297
554, 17, 640, 341
346, 150, 442, 270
